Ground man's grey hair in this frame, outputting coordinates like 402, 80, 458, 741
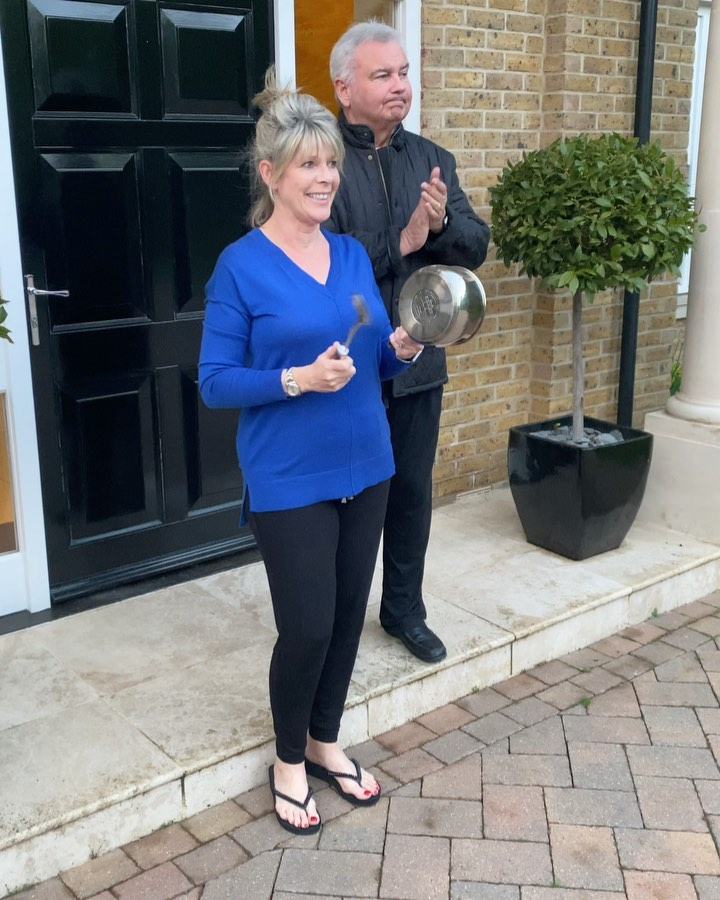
329, 21, 405, 85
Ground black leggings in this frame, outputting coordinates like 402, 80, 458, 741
381, 386, 443, 632
248, 479, 390, 764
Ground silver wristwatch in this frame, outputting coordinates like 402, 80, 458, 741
284, 368, 301, 397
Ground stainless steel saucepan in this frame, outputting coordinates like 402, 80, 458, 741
398, 265, 486, 347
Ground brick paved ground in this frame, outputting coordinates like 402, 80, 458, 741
12, 589, 720, 900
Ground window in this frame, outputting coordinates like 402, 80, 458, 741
677, 0, 711, 317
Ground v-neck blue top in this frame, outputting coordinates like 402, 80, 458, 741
199, 228, 407, 515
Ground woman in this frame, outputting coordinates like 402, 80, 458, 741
198, 73, 422, 836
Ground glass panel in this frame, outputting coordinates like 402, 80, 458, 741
294, 0, 395, 112
0, 394, 18, 554
355, 0, 394, 25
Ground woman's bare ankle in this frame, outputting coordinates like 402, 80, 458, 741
305, 737, 337, 764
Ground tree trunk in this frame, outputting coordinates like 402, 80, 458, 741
572, 289, 584, 442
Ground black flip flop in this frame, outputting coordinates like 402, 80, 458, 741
268, 764, 321, 836
305, 757, 382, 807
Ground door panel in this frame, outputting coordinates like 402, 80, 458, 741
189, 384, 245, 512
0, 0, 271, 600
61, 374, 161, 537
159, 6, 252, 118
168, 152, 251, 314
39, 152, 145, 325
28, 0, 135, 115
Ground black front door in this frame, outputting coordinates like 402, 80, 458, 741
0, 0, 272, 600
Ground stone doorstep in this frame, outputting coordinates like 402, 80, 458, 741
2, 554, 719, 897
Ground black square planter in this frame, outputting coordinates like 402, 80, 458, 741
508, 415, 653, 560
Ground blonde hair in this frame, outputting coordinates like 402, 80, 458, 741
249, 69, 345, 227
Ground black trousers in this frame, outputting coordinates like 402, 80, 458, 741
248, 479, 390, 764
380, 386, 443, 634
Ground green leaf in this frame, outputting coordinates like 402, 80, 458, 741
641, 242, 656, 259
489, 132, 701, 297
0, 295, 12, 343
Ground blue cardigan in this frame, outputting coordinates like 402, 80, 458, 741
199, 229, 407, 515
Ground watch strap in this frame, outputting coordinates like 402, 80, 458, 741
284, 367, 302, 397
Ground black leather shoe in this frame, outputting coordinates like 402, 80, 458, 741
392, 623, 447, 663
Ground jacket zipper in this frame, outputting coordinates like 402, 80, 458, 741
375, 152, 391, 213
373, 150, 394, 283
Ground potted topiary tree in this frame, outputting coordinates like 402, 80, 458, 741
0, 294, 12, 343
490, 132, 702, 560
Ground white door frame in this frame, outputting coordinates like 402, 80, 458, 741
274, 0, 421, 135
677, 0, 711, 314
0, 28, 51, 616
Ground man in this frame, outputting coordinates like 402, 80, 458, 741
327, 22, 490, 663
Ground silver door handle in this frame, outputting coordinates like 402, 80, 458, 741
25, 274, 70, 346
26, 286, 70, 297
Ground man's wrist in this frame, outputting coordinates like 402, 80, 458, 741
397, 346, 424, 364
429, 213, 449, 235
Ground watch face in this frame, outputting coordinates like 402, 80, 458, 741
286, 370, 301, 396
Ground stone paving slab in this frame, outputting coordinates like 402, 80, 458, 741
550, 823, 624, 891
9, 588, 720, 900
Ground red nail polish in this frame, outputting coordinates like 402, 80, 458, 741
310, 816, 318, 823
364, 789, 372, 795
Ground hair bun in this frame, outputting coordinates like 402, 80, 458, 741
252, 66, 294, 114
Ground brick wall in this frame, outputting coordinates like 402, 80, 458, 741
421, 0, 699, 499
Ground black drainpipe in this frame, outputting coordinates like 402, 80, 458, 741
617, 0, 659, 426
